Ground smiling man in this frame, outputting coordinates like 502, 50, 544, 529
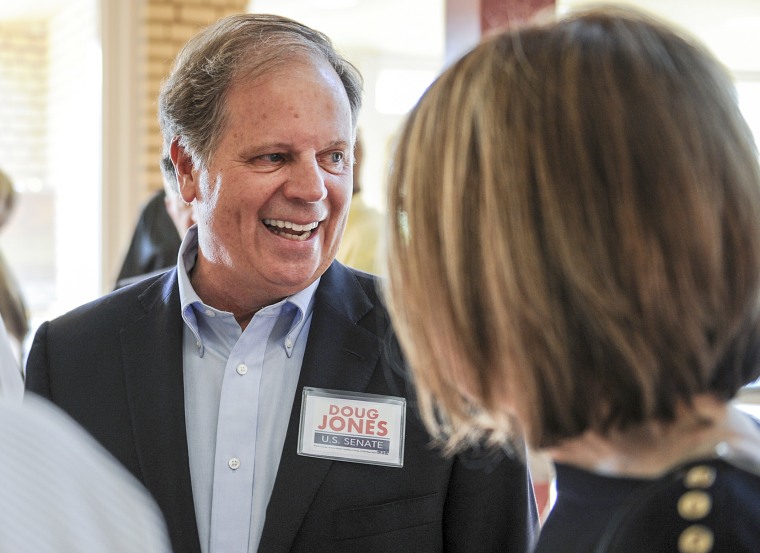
25, 14, 536, 553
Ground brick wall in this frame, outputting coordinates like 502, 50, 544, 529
140, 0, 249, 194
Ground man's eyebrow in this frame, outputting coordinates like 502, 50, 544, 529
320, 140, 351, 150
239, 140, 350, 157
239, 142, 292, 157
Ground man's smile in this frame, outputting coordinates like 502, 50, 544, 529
263, 218, 320, 241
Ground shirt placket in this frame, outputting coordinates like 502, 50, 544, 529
208, 307, 280, 553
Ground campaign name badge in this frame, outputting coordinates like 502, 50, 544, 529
298, 387, 406, 468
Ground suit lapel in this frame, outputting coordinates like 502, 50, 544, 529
258, 263, 383, 553
121, 270, 202, 553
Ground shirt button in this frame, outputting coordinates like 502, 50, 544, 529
228, 458, 240, 470
684, 465, 716, 489
678, 491, 712, 520
678, 525, 714, 553
285, 339, 293, 349
205, 309, 215, 317
236, 364, 248, 375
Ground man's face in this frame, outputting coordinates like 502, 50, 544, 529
177, 58, 354, 311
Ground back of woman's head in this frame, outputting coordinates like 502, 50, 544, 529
386, 7, 760, 450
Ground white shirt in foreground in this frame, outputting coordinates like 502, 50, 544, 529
1, 395, 172, 553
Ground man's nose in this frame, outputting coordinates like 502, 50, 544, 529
285, 159, 328, 202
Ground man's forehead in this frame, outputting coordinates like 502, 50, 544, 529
225, 65, 352, 124
235, 52, 337, 89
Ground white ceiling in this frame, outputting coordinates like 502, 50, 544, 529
259, 0, 760, 72
560, 0, 760, 73
251, 0, 760, 72
249, 0, 444, 59
2, 0, 758, 71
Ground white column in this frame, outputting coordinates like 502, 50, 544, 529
100, 0, 143, 292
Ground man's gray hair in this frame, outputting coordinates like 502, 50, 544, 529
158, 13, 363, 171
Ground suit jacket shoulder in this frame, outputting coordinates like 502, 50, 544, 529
25, 269, 201, 553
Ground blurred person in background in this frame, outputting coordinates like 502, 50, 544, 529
386, 8, 760, 553
0, 168, 29, 366
115, 155, 195, 289
336, 133, 383, 274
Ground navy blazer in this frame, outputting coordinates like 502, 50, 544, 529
26, 261, 537, 553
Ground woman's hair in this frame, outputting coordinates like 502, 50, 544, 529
158, 13, 363, 169
0, 169, 17, 229
0, 168, 28, 344
385, 7, 760, 450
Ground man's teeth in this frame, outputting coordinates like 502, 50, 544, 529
263, 219, 319, 232
263, 219, 319, 241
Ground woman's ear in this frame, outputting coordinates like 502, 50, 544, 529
170, 139, 198, 205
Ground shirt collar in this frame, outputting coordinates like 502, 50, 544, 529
177, 225, 320, 358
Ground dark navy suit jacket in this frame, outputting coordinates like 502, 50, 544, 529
26, 261, 537, 553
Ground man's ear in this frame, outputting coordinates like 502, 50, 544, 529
170, 139, 198, 205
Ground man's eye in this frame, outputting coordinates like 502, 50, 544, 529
261, 153, 284, 163
330, 152, 344, 163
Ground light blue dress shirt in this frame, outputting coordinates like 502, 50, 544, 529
177, 227, 317, 553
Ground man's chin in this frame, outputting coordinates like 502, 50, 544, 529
263, 261, 329, 292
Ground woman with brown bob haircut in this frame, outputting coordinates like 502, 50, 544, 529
386, 7, 760, 552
